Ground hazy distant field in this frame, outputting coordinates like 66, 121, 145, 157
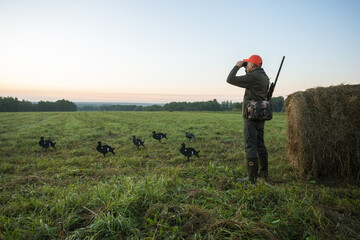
0, 111, 359, 239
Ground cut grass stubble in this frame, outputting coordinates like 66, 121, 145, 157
0, 111, 359, 239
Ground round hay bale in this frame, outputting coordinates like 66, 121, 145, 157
285, 84, 360, 179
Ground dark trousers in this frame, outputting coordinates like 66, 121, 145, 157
243, 118, 267, 159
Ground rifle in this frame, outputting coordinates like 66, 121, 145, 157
267, 56, 285, 100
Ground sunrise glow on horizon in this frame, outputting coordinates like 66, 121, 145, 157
1, 0, 359, 103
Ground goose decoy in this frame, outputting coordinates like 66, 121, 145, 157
96, 141, 115, 157
180, 143, 200, 161
152, 131, 168, 142
185, 132, 196, 142
39, 137, 56, 151
132, 135, 145, 148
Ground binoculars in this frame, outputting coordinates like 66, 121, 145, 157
243, 62, 248, 67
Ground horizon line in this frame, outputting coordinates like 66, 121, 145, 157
1, 95, 287, 106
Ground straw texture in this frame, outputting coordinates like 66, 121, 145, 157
285, 84, 360, 179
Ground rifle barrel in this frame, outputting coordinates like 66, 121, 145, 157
267, 56, 285, 100
274, 56, 285, 87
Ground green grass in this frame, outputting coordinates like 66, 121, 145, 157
0, 111, 359, 239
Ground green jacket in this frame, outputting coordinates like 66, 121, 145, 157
227, 66, 270, 118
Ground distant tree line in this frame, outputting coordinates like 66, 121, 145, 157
1, 96, 284, 112
78, 104, 164, 111
77, 97, 285, 112
0, 97, 77, 112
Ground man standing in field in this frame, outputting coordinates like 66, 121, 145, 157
226, 55, 270, 183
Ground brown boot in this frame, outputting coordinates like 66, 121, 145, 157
258, 154, 268, 179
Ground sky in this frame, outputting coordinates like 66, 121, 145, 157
1, 0, 359, 103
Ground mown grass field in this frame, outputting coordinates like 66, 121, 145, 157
0, 111, 359, 239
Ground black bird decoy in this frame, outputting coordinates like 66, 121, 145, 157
185, 132, 196, 142
132, 135, 145, 148
97, 141, 115, 157
39, 137, 56, 151
152, 131, 168, 142
180, 143, 200, 161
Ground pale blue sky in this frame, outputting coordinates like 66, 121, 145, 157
0, 0, 359, 103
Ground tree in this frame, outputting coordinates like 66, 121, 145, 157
19, 100, 35, 111
0, 97, 77, 112
0, 97, 19, 112
231, 102, 242, 111
271, 96, 285, 112
55, 99, 77, 111
221, 101, 232, 111
37, 101, 55, 111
